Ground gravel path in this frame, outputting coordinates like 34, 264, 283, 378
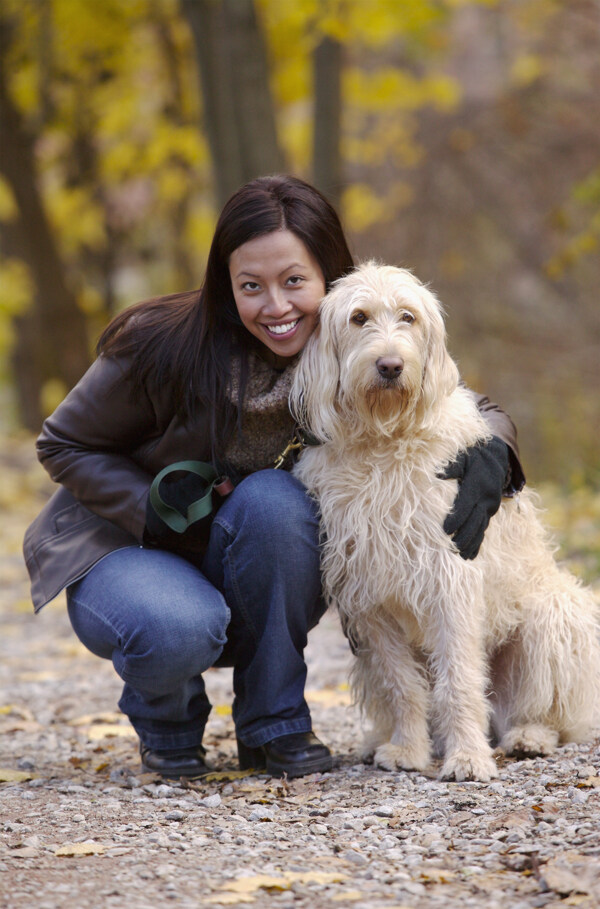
1, 440, 599, 908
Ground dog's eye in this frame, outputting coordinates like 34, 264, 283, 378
401, 311, 415, 324
351, 311, 368, 326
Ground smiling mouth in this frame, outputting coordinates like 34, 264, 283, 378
264, 319, 300, 337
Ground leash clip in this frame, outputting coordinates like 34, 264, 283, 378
273, 435, 303, 469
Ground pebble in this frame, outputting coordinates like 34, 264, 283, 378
249, 806, 274, 821
373, 805, 395, 817
155, 784, 176, 798
344, 849, 369, 865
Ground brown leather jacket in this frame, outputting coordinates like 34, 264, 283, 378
23, 354, 525, 612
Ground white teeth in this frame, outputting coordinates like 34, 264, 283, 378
267, 319, 299, 335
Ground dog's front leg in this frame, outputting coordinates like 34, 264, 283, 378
426, 575, 498, 782
351, 611, 431, 772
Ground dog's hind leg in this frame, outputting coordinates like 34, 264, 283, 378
493, 566, 600, 756
489, 638, 559, 757
350, 613, 431, 772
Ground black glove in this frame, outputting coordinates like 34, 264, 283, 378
144, 471, 217, 553
439, 435, 510, 560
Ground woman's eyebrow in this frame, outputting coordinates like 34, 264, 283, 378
235, 262, 307, 280
278, 262, 306, 276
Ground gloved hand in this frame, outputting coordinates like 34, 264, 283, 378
439, 435, 510, 560
144, 470, 217, 553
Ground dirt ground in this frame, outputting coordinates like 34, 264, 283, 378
1, 437, 599, 909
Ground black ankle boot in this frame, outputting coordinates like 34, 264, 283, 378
237, 732, 332, 778
140, 743, 210, 779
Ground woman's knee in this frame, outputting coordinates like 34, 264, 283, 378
117, 593, 230, 693
67, 549, 230, 692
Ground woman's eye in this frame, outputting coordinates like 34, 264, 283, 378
351, 311, 368, 326
286, 275, 304, 286
242, 281, 260, 292
401, 311, 415, 324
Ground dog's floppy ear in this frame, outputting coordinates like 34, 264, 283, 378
290, 298, 342, 442
419, 286, 459, 416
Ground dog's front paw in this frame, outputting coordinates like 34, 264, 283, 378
500, 725, 559, 758
359, 729, 385, 763
373, 742, 430, 773
439, 749, 498, 782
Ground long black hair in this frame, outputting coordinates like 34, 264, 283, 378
98, 175, 354, 459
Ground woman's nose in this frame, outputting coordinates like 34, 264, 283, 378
264, 286, 291, 315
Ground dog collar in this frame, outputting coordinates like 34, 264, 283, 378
273, 426, 321, 469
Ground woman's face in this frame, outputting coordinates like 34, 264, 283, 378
229, 229, 326, 360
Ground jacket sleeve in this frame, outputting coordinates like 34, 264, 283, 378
471, 389, 526, 494
36, 355, 159, 541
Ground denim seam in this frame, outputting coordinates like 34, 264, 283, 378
223, 540, 260, 649
67, 592, 126, 650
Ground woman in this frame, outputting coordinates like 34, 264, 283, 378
24, 175, 524, 779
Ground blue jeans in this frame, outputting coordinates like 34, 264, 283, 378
66, 470, 326, 751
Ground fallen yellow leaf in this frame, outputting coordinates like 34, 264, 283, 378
0, 704, 34, 719
420, 868, 457, 883
17, 671, 58, 682
218, 871, 346, 896
221, 874, 291, 893
85, 724, 136, 740
54, 841, 106, 856
214, 704, 232, 716
0, 719, 41, 734
203, 769, 256, 782
0, 768, 35, 783
305, 688, 352, 706
578, 776, 600, 788
288, 873, 346, 885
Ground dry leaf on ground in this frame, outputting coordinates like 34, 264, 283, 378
84, 723, 137, 740
203, 770, 256, 782
0, 768, 35, 782
305, 688, 352, 706
54, 841, 106, 856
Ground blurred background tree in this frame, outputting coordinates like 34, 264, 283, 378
0, 0, 598, 486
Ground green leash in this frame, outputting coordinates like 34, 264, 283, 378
149, 460, 231, 534
151, 426, 321, 533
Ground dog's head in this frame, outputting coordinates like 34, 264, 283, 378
290, 262, 459, 441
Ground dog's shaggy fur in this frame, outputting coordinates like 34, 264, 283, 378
291, 262, 600, 782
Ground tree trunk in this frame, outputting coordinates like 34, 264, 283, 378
180, 0, 284, 208
0, 23, 90, 429
313, 35, 343, 208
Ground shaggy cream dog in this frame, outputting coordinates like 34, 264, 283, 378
291, 262, 600, 782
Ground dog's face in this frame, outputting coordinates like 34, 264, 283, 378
291, 263, 459, 441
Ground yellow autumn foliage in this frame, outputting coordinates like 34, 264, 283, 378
0, 260, 34, 362
45, 185, 106, 254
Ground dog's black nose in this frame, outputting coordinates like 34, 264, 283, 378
376, 357, 404, 379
